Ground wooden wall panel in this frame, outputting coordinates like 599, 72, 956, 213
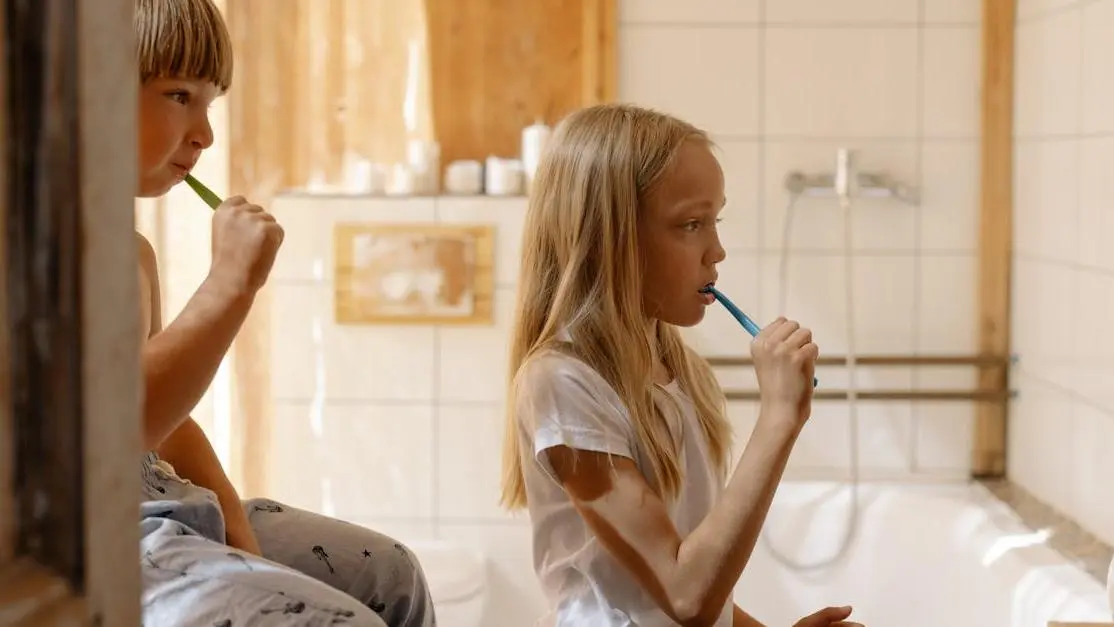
425, 0, 617, 166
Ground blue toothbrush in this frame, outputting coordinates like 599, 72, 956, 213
700, 285, 819, 387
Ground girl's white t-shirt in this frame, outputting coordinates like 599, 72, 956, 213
514, 349, 733, 627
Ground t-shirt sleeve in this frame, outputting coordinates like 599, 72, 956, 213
514, 352, 635, 462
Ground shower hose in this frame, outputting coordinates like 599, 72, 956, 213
758, 191, 862, 574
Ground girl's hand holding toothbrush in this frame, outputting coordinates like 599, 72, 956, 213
750, 316, 819, 427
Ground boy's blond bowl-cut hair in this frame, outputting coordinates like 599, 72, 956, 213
134, 0, 233, 89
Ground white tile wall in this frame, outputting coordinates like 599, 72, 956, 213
1015, 10, 1082, 138
919, 142, 980, 251
922, 27, 982, 138
619, 26, 761, 137
1011, 0, 1114, 548
924, 0, 982, 24
765, 0, 919, 25
1081, 0, 1114, 134
263, 2, 988, 623
764, 29, 919, 138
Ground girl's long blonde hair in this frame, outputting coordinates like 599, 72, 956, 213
500, 103, 732, 510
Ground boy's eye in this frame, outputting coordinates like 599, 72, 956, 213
167, 90, 190, 105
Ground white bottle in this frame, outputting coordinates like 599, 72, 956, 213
521, 120, 552, 191
406, 139, 440, 195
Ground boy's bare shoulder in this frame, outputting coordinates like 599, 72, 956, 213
135, 231, 155, 257
135, 231, 158, 272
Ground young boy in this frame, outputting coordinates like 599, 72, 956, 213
134, 1, 435, 625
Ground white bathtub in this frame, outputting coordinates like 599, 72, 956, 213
733, 482, 1111, 627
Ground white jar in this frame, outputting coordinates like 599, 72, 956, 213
484, 157, 523, 196
444, 160, 483, 195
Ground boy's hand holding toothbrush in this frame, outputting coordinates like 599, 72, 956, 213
208, 195, 285, 296
750, 316, 819, 428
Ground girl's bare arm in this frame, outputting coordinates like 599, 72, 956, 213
545, 407, 800, 626
733, 605, 765, 626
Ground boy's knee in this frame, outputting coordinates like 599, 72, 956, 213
242, 497, 287, 516
390, 540, 430, 586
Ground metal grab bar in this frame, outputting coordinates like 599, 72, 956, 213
707, 354, 1010, 368
712, 353, 1013, 403
724, 389, 1010, 402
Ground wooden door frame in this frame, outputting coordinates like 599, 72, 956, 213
0, 0, 141, 624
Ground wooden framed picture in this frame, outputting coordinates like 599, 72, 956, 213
334, 222, 496, 325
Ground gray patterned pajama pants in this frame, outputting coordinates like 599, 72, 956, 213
140, 453, 437, 626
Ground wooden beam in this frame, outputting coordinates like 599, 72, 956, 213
582, 0, 618, 105
78, 0, 144, 618
0, 0, 10, 569
0, 0, 140, 621
972, 0, 1016, 478
5, 0, 86, 584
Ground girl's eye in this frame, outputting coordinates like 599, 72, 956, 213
684, 217, 722, 231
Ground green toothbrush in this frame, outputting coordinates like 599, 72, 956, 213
184, 173, 222, 210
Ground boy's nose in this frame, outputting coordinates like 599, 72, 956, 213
190, 117, 214, 149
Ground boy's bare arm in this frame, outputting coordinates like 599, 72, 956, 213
141, 275, 253, 448
156, 416, 261, 554
137, 198, 282, 450
139, 232, 261, 553
137, 233, 249, 448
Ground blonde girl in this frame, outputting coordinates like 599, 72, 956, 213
500, 104, 861, 627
